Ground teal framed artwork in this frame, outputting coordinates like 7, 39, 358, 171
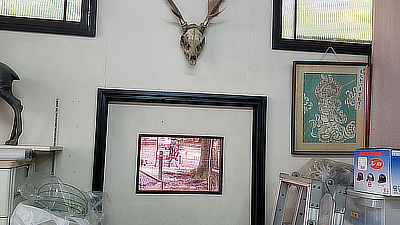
292, 61, 371, 155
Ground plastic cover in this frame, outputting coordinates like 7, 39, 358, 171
297, 158, 354, 186
11, 202, 90, 225
11, 173, 109, 225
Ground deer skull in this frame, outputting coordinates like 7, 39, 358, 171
166, 0, 225, 66
180, 25, 205, 66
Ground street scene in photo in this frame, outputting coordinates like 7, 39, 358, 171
137, 135, 223, 193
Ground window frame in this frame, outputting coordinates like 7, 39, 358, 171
0, 0, 97, 37
272, 0, 372, 56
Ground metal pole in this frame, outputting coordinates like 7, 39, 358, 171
159, 151, 163, 190
208, 140, 213, 191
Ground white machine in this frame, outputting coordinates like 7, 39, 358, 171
344, 188, 400, 225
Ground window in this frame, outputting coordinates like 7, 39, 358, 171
0, 0, 97, 36
273, 0, 372, 55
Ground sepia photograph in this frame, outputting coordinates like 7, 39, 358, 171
136, 134, 223, 194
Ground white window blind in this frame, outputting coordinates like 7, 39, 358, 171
0, 0, 82, 22
282, 0, 372, 44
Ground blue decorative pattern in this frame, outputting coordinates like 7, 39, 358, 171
303, 73, 357, 143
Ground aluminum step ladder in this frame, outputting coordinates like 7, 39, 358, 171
272, 173, 347, 225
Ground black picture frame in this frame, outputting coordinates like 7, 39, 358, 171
92, 88, 267, 225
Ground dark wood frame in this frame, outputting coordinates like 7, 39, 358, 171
272, 0, 372, 56
92, 88, 267, 225
291, 61, 371, 155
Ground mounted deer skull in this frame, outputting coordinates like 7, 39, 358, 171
166, 0, 225, 66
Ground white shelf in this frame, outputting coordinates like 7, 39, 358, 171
0, 145, 63, 152
0, 160, 34, 169
0, 145, 63, 163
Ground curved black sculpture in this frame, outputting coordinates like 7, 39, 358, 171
0, 62, 23, 145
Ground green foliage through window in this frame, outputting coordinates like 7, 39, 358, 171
0, 0, 96, 36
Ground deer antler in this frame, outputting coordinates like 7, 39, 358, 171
201, 0, 225, 29
165, 0, 225, 66
165, 0, 187, 30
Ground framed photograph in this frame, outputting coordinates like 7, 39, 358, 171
292, 61, 371, 155
92, 89, 267, 225
136, 134, 223, 194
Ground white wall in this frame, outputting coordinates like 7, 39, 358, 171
370, 0, 400, 147
0, 0, 368, 223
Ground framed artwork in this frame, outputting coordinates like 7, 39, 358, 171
136, 134, 223, 194
292, 61, 371, 155
91, 88, 267, 225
